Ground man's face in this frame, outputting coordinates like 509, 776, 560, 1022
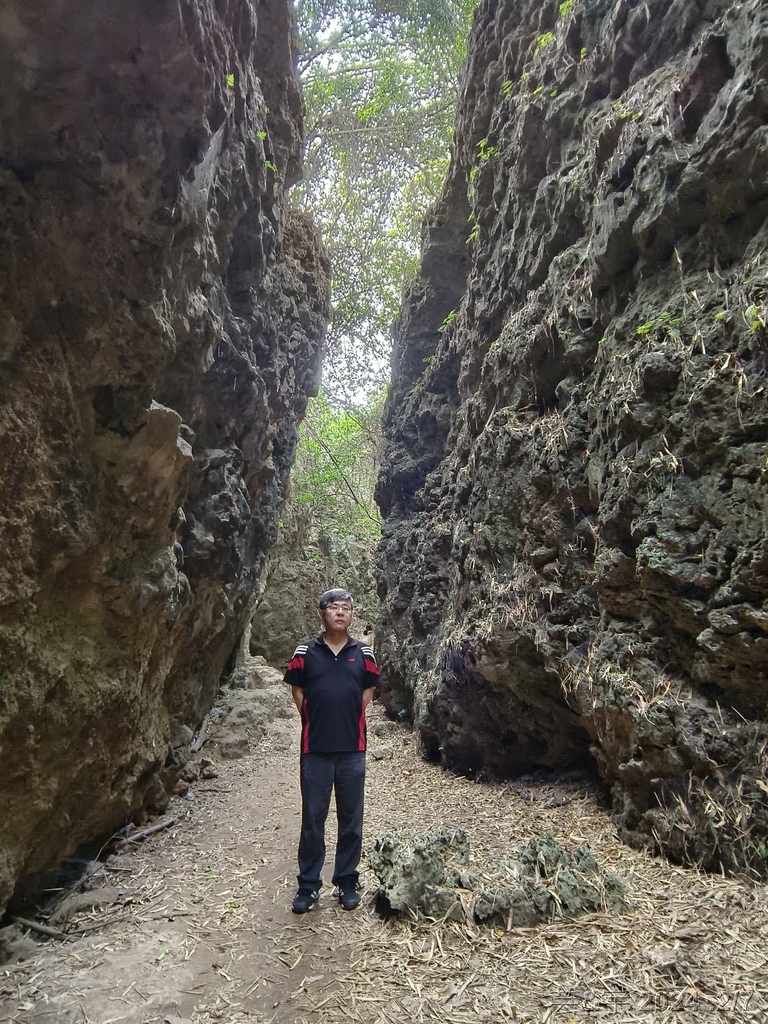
320, 601, 353, 630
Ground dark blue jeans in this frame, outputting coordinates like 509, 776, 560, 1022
297, 751, 366, 892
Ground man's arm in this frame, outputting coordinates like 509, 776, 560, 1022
285, 645, 307, 712
360, 644, 380, 704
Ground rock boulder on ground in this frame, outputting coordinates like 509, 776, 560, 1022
369, 829, 625, 926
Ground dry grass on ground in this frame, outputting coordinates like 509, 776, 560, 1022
1, 697, 767, 1024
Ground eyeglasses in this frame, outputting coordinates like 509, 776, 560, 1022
325, 603, 353, 613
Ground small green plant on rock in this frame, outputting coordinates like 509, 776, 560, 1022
438, 309, 457, 333
476, 137, 499, 161
744, 303, 767, 333
535, 30, 554, 53
636, 311, 683, 343
612, 99, 641, 123
468, 138, 498, 209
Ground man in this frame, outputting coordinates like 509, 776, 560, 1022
284, 588, 380, 913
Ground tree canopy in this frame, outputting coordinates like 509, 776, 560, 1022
287, 389, 384, 549
293, 0, 479, 405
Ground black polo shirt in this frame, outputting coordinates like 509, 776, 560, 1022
284, 634, 380, 754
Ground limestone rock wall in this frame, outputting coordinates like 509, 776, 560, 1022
248, 526, 379, 670
0, 0, 329, 913
377, 0, 768, 875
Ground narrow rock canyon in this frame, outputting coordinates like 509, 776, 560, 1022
2, 0, 768, 924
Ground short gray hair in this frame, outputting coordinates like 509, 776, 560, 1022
318, 588, 354, 609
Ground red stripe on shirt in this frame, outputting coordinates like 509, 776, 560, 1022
301, 697, 310, 754
286, 654, 305, 673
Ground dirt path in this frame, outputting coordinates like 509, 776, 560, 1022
2, 683, 767, 1024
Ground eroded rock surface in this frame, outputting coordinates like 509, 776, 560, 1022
376, 0, 768, 875
0, 0, 329, 915
369, 829, 625, 925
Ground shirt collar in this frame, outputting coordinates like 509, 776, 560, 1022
314, 632, 353, 651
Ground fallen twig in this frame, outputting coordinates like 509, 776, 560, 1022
120, 817, 176, 846
191, 713, 212, 752
13, 916, 67, 941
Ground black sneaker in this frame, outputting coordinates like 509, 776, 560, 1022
338, 885, 361, 911
292, 888, 319, 914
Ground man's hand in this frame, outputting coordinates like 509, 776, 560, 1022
362, 687, 375, 709
291, 686, 304, 714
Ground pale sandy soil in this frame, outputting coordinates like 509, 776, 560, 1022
1, 685, 767, 1024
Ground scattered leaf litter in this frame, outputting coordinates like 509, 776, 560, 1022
0, 695, 766, 1024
